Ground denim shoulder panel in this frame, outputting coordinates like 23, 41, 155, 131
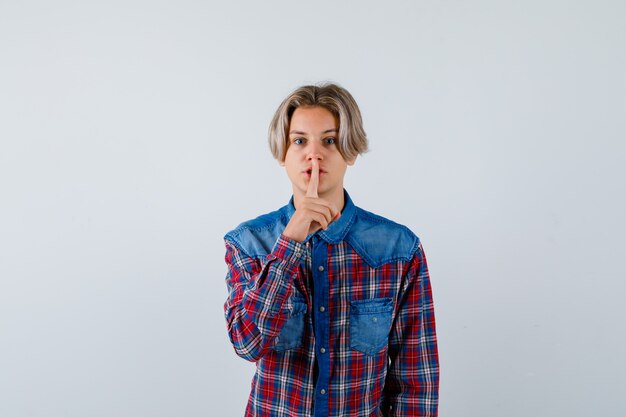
345, 207, 420, 268
224, 206, 290, 259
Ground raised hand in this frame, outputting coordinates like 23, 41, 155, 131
282, 159, 341, 242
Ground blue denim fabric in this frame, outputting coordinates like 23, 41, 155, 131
226, 190, 418, 267
349, 297, 394, 356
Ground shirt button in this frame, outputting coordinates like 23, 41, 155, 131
318, 265, 324, 272
320, 389, 326, 395
320, 347, 326, 353
319, 306, 325, 312
295, 251, 301, 258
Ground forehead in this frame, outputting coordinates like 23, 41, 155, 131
289, 106, 338, 133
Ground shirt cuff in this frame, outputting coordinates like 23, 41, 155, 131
270, 234, 307, 267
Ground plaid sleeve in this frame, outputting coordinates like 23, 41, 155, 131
383, 242, 439, 416
223, 235, 306, 362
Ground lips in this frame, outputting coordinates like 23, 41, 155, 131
304, 167, 326, 174
304, 169, 326, 177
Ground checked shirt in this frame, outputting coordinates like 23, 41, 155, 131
224, 191, 439, 417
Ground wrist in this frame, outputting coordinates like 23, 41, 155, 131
282, 223, 307, 242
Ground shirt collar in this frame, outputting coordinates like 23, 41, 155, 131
285, 189, 357, 244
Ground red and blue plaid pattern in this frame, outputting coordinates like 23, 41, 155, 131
224, 227, 438, 416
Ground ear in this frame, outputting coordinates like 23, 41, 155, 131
279, 159, 286, 167
346, 156, 357, 167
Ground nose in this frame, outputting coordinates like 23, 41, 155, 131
306, 142, 324, 161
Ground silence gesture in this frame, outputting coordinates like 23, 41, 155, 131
282, 158, 340, 242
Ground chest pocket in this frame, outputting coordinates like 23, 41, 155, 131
350, 297, 394, 356
273, 297, 307, 352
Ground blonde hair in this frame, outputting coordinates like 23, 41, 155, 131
268, 83, 368, 162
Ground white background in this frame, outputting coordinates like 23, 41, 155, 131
1, 1, 625, 416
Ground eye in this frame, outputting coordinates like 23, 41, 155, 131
324, 137, 336, 145
292, 138, 305, 145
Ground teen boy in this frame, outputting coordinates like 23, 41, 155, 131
224, 84, 439, 416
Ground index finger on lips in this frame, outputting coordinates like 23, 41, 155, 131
306, 159, 319, 198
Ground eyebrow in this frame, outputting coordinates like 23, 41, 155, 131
289, 128, 338, 135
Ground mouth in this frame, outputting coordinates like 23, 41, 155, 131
303, 168, 326, 176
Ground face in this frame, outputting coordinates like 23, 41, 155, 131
282, 106, 355, 201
